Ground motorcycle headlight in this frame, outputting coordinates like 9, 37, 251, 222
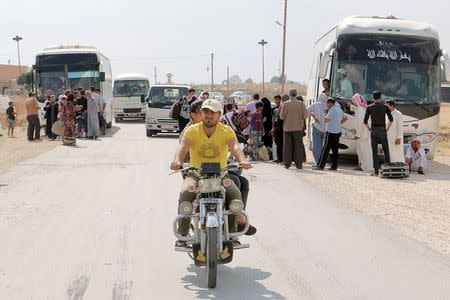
341, 128, 357, 140
198, 178, 222, 193
229, 199, 244, 214
179, 201, 193, 216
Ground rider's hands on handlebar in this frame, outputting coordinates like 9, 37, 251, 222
170, 161, 182, 171
240, 159, 252, 170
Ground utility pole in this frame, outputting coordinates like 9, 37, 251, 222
154, 66, 157, 84
12, 35, 23, 75
258, 39, 268, 96
211, 53, 214, 90
276, 0, 288, 93
281, 0, 288, 93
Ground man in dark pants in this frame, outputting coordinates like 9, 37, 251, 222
314, 98, 348, 170
364, 91, 393, 176
279, 90, 308, 169
271, 94, 284, 163
25, 93, 41, 141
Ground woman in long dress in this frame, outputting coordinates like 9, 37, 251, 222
351, 94, 373, 172
86, 93, 100, 139
60, 94, 78, 146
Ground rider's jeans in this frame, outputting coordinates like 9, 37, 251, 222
178, 174, 242, 236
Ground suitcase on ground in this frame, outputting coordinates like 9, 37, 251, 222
379, 162, 409, 179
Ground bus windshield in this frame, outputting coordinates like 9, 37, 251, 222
114, 80, 149, 97
37, 65, 66, 97
332, 34, 441, 104
36, 53, 100, 97
148, 87, 188, 108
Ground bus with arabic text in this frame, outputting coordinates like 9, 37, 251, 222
307, 16, 450, 159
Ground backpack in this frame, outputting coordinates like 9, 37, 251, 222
231, 112, 249, 131
169, 100, 182, 120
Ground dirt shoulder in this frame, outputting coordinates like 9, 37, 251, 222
290, 154, 450, 256
0, 126, 59, 174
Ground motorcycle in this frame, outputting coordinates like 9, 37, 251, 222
172, 162, 250, 288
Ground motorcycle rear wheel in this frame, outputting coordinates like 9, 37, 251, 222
206, 227, 218, 288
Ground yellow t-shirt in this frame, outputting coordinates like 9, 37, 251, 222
183, 122, 236, 169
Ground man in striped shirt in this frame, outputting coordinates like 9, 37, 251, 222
314, 98, 348, 171
307, 93, 327, 165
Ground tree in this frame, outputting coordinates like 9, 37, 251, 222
229, 75, 242, 85
245, 78, 254, 84
270, 76, 281, 83
16, 73, 27, 86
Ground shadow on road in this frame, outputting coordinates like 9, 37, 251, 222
181, 264, 285, 299
103, 126, 121, 138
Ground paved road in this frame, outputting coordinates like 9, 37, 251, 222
0, 122, 449, 299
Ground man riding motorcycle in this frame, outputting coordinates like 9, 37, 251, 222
171, 99, 252, 247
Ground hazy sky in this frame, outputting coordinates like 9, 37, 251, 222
1, 0, 449, 84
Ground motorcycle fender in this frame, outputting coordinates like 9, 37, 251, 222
206, 212, 219, 228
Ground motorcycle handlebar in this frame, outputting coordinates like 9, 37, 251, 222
169, 163, 243, 175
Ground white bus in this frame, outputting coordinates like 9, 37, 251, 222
28, 45, 114, 128
144, 85, 189, 137
113, 73, 149, 121
307, 16, 450, 159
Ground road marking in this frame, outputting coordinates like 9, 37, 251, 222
67, 275, 89, 300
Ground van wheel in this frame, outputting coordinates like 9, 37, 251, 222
146, 129, 156, 137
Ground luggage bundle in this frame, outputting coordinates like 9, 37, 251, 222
379, 162, 409, 179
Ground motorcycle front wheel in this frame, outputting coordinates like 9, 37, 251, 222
206, 227, 218, 288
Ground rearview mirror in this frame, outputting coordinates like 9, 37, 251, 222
141, 94, 146, 103
99, 72, 106, 82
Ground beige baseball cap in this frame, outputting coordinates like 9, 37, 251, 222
201, 99, 222, 113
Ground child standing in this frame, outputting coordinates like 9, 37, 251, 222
6, 101, 16, 137
250, 101, 264, 158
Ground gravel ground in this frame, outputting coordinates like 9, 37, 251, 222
282, 152, 450, 256
0, 127, 59, 174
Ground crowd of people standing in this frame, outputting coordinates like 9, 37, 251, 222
222, 79, 426, 176
18, 86, 107, 146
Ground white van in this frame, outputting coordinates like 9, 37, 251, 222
144, 85, 189, 137
113, 73, 149, 121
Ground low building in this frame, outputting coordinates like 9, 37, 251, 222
0, 64, 28, 93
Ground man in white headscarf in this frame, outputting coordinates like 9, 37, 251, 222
351, 93, 373, 171
386, 100, 404, 162
336, 68, 353, 99
405, 139, 426, 174
307, 93, 327, 165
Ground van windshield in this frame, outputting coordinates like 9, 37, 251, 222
148, 87, 188, 108
114, 80, 149, 97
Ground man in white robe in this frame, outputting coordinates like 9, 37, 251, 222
405, 139, 426, 174
351, 94, 373, 171
386, 100, 404, 162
